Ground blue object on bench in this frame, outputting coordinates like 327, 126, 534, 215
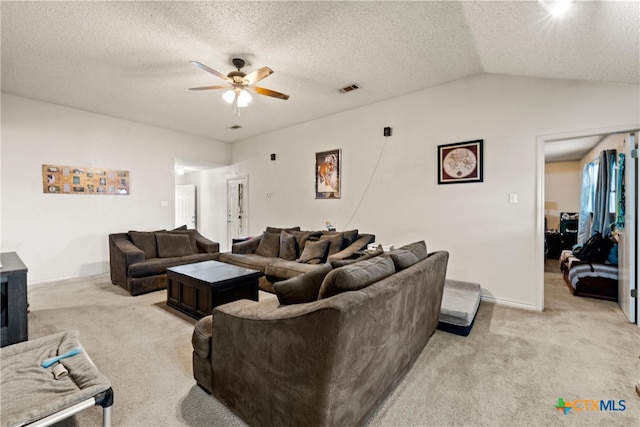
42, 347, 82, 368
437, 279, 482, 337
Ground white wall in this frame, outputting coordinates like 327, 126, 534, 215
0, 94, 230, 283
223, 74, 639, 309
544, 161, 581, 230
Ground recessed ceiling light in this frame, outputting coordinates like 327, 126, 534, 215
539, 0, 573, 18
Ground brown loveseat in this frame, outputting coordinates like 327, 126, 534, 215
192, 241, 448, 427
109, 228, 220, 295
219, 226, 375, 292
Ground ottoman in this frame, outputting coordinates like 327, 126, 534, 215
437, 279, 482, 336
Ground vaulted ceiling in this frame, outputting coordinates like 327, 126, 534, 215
2, 1, 639, 150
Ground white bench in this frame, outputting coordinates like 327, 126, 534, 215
0, 331, 113, 427
437, 279, 481, 336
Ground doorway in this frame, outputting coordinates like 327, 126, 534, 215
537, 127, 638, 325
175, 184, 196, 229
227, 176, 248, 251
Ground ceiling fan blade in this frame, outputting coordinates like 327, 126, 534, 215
190, 61, 231, 82
249, 86, 290, 100
188, 85, 230, 91
242, 67, 273, 85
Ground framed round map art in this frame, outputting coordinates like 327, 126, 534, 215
437, 139, 483, 184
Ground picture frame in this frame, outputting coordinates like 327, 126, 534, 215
315, 149, 341, 199
42, 164, 129, 195
437, 139, 483, 184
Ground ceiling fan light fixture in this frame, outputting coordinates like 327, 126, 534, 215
237, 90, 252, 107
223, 89, 236, 104
538, 0, 573, 18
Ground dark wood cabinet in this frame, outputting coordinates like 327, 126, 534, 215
1, 252, 28, 347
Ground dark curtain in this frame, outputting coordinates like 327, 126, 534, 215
592, 149, 616, 237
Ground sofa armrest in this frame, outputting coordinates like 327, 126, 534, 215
328, 233, 375, 261
193, 230, 220, 254
109, 233, 145, 287
231, 234, 262, 254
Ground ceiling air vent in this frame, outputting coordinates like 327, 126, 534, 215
229, 125, 242, 130
339, 84, 360, 93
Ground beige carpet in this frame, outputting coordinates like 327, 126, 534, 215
20, 261, 639, 426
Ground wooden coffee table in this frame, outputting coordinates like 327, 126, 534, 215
166, 260, 260, 319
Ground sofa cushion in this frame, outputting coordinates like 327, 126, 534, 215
129, 231, 158, 259
255, 232, 281, 257
128, 253, 217, 278
156, 233, 193, 258
297, 239, 330, 264
320, 233, 344, 256
279, 231, 298, 261
169, 229, 199, 253
274, 263, 333, 305
318, 255, 395, 299
265, 260, 325, 281
218, 253, 280, 275
265, 226, 301, 234
399, 240, 428, 261
388, 250, 420, 271
192, 315, 213, 359
330, 245, 383, 268
289, 230, 322, 251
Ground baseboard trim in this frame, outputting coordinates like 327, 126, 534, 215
481, 295, 539, 311
29, 271, 110, 288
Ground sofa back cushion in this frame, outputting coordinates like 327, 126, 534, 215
297, 239, 330, 264
318, 255, 395, 299
129, 231, 159, 259
265, 226, 301, 234
274, 263, 333, 305
156, 233, 194, 258
255, 232, 281, 257
279, 231, 298, 261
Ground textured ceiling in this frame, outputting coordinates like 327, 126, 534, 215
1, 1, 639, 150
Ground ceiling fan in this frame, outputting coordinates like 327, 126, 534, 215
189, 58, 289, 116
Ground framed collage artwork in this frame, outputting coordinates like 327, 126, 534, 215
42, 165, 129, 195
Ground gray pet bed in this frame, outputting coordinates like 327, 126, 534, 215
437, 279, 482, 336
1, 330, 113, 427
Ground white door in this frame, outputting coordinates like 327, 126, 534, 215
227, 177, 248, 250
175, 184, 196, 229
618, 132, 637, 323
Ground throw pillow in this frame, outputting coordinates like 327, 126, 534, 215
318, 256, 395, 299
279, 231, 298, 261
342, 229, 359, 247
173, 224, 188, 231
255, 232, 281, 257
169, 229, 199, 253
274, 263, 333, 304
296, 239, 330, 264
320, 233, 344, 256
388, 249, 420, 271
129, 231, 158, 259
289, 230, 322, 251
156, 233, 194, 258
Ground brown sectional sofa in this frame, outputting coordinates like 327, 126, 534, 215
218, 226, 375, 292
192, 241, 448, 427
109, 228, 220, 295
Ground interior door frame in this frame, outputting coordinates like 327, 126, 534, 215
227, 176, 248, 251
535, 123, 640, 313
